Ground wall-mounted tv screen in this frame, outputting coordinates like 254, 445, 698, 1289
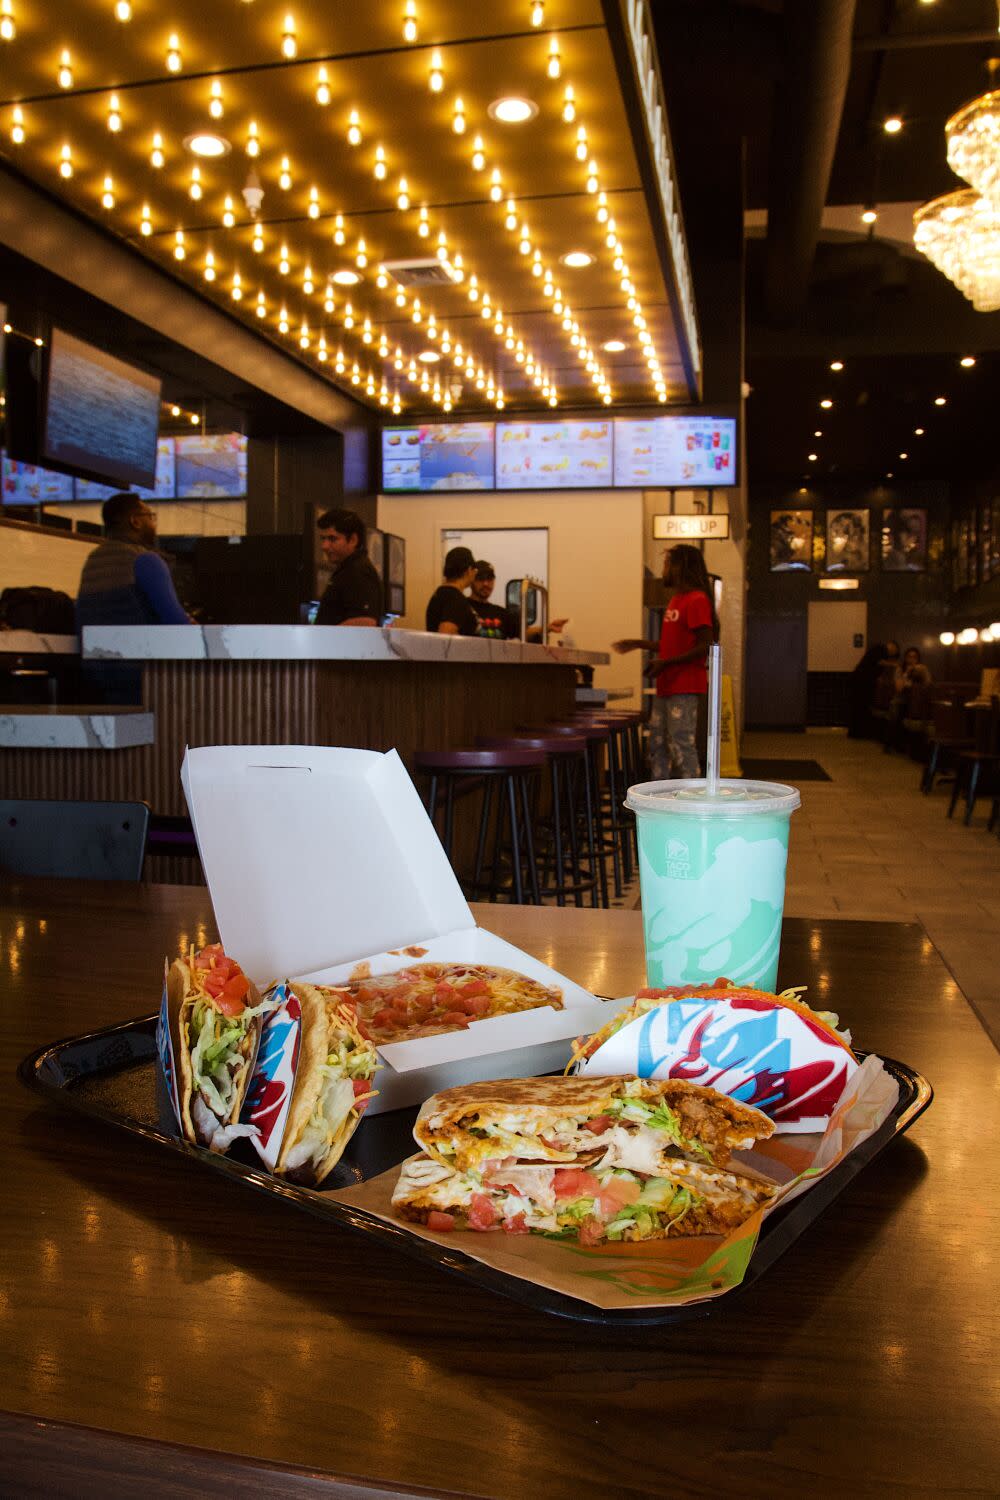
175, 432, 247, 497
73, 437, 176, 503
1, 450, 74, 504
381, 422, 494, 491
43, 328, 161, 488
614, 414, 736, 487
496, 418, 613, 490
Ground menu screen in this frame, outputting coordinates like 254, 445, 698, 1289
1, 452, 74, 503
496, 419, 613, 489
75, 437, 177, 502
614, 415, 736, 487
382, 422, 494, 490
175, 433, 247, 497
43, 328, 161, 487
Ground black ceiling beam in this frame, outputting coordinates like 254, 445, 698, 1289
853, 28, 1000, 53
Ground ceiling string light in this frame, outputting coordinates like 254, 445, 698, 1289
10, 105, 25, 144
165, 33, 181, 73
107, 93, 122, 132
403, 1, 417, 43
58, 49, 73, 89
0, 0, 14, 40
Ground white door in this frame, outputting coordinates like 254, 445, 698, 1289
440, 527, 548, 603
807, 601, 868, 671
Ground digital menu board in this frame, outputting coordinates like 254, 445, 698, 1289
382, 422, 494, 490
43, 328, 161, 488
175, 432, 247, 497
614, 415, 736, 487
75, 437, 176, 502
1, 452, 74, 504
496, 419, 613, 490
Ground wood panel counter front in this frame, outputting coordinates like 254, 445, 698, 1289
2, 626, 610, 819
2, 884, 998, 1498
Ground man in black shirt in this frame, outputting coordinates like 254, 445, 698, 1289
467, 560, 519, 638
425, 546, 479, 635
315, 508, 382, 626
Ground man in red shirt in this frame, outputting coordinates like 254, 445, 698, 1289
613, 544, 716, 779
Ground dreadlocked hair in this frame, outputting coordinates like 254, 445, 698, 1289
668, 544, 720, 641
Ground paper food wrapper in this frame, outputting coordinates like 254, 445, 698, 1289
239, 983, 303, 1171
156, 959, 182, 1131
579, 994, 859, 1133
329, 1054, 900, 1312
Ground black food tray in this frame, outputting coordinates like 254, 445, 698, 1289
19, 1016, 932, 1326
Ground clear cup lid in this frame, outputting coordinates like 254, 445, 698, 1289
626, 777, 801, 817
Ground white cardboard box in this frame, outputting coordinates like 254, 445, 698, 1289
181, 745, 609, 1112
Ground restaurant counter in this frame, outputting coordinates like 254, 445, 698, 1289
2, 888, 997, 1498
2, 627, 609, 845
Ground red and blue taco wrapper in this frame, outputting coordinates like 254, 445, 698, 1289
156, 958, 182, 1131
332, 1054, 901, 1312
577, 994, 859, 1133
239, 983, 303, 1172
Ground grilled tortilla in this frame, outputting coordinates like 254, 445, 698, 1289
275, 983, 378, 1187
412, 1075, 774, 1176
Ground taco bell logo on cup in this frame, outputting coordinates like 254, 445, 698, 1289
665, 836, 691, 880
156, 960, 181, 1129
241, 983, 302, 1171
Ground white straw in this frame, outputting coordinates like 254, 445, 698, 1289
706, 643, 722, 796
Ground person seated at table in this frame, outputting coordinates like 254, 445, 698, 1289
425, 546, 479, 635
886, 646, 932, 747
314, 508, 382, 626
467, 560, 569, 641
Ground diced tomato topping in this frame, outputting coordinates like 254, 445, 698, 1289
636, 979, 732, 999
193, 943, 224, 970
433, 981, 456, 1002
426, 1211, 455, 1232
391, 995, 411, 1013
553, 1168, 600, 1201
502, 1211, 529, 1235
463, 993, 491, 1016
597, 1178, 641, 1216
457, 979, 489, 1000
439, 1010, 471, 1027
582, 1115, 612, 1135
578, 1215, 606, 1248
468, 1193, 498, 1231
354, 1017, 371, 1041
351, 985, 377, 1004
351, 1078, 372, 1115
372, 1007, 398, 1029
202, 971, 225, 997
215, 973, 250, 1016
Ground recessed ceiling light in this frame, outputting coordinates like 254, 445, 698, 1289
829, 359, 844, 371
331, 268, 361, 285
184, 132, 231, 158
820, 398, 833, 409
861, 207, 878, 224
602, 339, 627, 353
560, 250, 594, 268
417, 349, 440, 363
934, 395, 947, 406
488, 96, 538, 124
899, 452, 908, 460
814, 429, 823, 437
960, 355, 976, 368
883, 116, 903, 134
808, 453, 818, 462
915, 427, 925, 435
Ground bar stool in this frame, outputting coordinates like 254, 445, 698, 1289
518, 720, 617, 904
477, 733, 599, 907
413, 747, 545, 904
564, 713, 636, 886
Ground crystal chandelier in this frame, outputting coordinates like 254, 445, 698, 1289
913, 42, 1000, 310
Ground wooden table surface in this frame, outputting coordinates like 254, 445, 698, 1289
2, 882, 998, 1499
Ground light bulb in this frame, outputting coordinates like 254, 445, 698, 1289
519, 224, 531, 253
335, 351, 345, 373
347, 109, 362, 146
174, 229, 185, 260
596, 190, 608, 222
489, 168, 503, 202
531, 0, 544, 24
361, 318, 372, 343
303, 266, 314, 293
417, 205, 429, 237
373, 144, 386, 179
861, 207, 877, 224
0, 0, 13, 39
58, 49, 73, 89
189, 166, 202, 201
453, 97, 466, 134
252, 227, 264, 252
11, 105, 25, 144
299, 323, 310, 348
403, 0, 417, 43
333, 212, 345, 245
356, 238, 368, 267
231, 273, 242, 301
203, 251, 216, 282
505, 200, 518, 230
429, 50, 443, 92
114, 0, 132, 19
547, 37, 561, 79
222, 195, 236, 227
315, 66, 331, 105
279, 156, 292, 190
108, 94, 122, 132
140, 204, 152, 236
436, 230, 448, 260
562, 85, 576, 122
397, 177, 410, 210
308, 185, 320, 219
209, 80, 224, 119
343, 302, 354, 329
279, 308, 289, 332
281, 13, 297, 59
471, 135, 485, 171
246, 120, 260, 157
102, 176, 115, 210
166, 34, 181, 73
279, 244, 290, 273
575, 126, 588, 162
468, 274, 479, 301
318, 338, 328, 362
324, 285, 335, 312
586, 159, 599, 192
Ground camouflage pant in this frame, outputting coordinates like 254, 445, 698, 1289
649, 694, 700, 780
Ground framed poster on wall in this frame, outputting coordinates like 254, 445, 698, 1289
825, 508, 870, 572
880, 508, 927, 572
980, 502, 992, 582
964, 513, 978, 586
769, 509, 813, 571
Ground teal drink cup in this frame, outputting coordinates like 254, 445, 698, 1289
626, 779, 801, 992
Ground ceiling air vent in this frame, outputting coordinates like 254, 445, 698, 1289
381, 257, 458, 288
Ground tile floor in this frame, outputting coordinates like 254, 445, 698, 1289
747, 727, 1000, 1049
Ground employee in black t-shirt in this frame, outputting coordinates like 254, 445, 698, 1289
425, 546, 479, 635
467, 559, 570, 642
315, 508, 382, 626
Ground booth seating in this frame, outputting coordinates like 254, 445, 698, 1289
476, 733, 600, 907
0, 798, 149, 880
413, 746, 544, 905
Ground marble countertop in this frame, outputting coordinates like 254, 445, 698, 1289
82, 625, 609, 668
0, 631, 79, 655
0, 705, 154, 749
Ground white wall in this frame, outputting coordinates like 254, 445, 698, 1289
0, 521, 95, 596
44, 499, 247, 537
378, 489, 644, 699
